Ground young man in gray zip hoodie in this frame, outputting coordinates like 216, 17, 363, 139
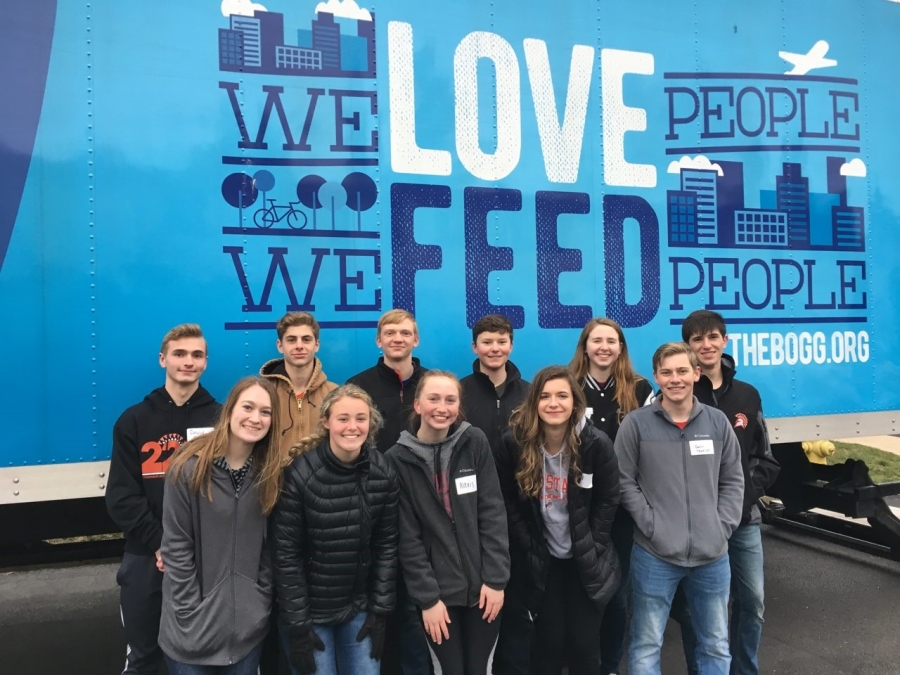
614, 342, 743, 675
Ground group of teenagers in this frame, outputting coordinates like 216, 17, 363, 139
105, 307, 780, 675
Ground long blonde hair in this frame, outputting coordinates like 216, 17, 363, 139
508, 366, 585, 498
569, 317, 648, 420
289, 384, 384, 457
169, 377, 284, 515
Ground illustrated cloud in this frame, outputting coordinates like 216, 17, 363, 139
840, 158, 867, 177
315, 0, 372, 21
666, 155, 724, 177
221, 0, 266, 17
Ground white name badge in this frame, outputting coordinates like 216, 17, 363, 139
456, 475, 477, 495
577, 473, 593, 489
585, 407, 593, 419
689, 440, 715, 456
187, 427, 214, 442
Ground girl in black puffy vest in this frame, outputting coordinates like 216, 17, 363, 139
272, 384, 400, 675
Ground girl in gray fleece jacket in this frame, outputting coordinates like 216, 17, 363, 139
386, 370, 510, 675
158, 376, 285, 674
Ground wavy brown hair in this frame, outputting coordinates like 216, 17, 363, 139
289, 384, 384, 458
508, 366, 585, 498
569, 317, 649, 422
169, 376, 284, 515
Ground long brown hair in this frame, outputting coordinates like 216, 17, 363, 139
169, 376, 284, 515
569, 317, 648, 420
508, 366, 585, 498
289, 384, 384, 457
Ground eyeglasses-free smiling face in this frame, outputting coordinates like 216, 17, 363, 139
159, 337, 208, 385
473, 331, 513, 372
586, 324, 622, 373
323, 395, 371, 458
687, 330, 729, 369
414, 376, 460, 435
537, 377, 574, 431
376, 319, 419, 361
229, 384, 273, 446
654, 353, 700, 406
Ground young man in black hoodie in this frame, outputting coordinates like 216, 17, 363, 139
460, 313, 531, 675
105, 324, 220, 675
347, 308, 429, 675
673, 310, 780, 675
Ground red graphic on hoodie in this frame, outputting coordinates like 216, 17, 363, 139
734, 413, 749, 429
141, 433, 185, 478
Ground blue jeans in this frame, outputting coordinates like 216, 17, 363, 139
164, 642, 263, 674
728, 524, 765, 675
282, 612, 379, 675
629, 544, 731, 675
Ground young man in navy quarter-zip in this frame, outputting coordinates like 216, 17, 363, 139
615, 342, 744, 675
669, 310, 780, 675
460, 313, 532, 675
347, 308, 429, 675
105, 324, 219, 675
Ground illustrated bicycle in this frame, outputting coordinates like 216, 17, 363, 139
253, 199, 308, 229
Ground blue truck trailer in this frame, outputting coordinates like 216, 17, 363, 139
2, 0, 899, 552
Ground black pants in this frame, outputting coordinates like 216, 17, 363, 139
491, 587, 532, 675
117, 552, 163, 675
426, 605, 500, 675
382, 574, 433, 675
532, 557, 603, 675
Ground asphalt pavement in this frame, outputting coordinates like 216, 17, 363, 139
1, 525, 898, 675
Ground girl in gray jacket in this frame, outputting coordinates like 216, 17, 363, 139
387, 370, 510, 675
158, 376, 284, 675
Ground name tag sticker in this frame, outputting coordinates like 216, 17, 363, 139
187, 427, 214, 442
690, 440, 715, 456
456, 475, 477, 495
577, 473, 593, 489
585, 407, 593, 419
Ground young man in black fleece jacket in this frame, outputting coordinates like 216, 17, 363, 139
347, 309, 427, 454
105, 324, 220, 675
672, 310, 781, 675
460, 313, 531, 675
347, 309, 429, 675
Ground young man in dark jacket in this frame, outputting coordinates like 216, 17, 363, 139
347, 309, 427, 453
460, 314, 531, 675
105, 324, 219, 675
347, 309, 428, 675
461, 314, 530, 455
670, 310, 780, 675
615, 342, 744, 675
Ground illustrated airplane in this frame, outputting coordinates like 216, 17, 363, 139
779, 40, 837, 75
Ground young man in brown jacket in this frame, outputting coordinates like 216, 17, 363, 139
260, 312, 338, 456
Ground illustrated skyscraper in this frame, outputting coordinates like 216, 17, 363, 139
312, 12, 341, 71
680, 168, 718, 244
775, 163, 810, 248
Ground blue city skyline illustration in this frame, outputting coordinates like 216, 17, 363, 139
667, 156, 864, 252
219, 7, 375, 78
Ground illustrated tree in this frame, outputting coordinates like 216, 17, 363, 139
221, 173, 258, 228
296, 175, 326, 230
342, 172, 378, 231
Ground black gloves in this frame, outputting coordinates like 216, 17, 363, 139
355, 613, 388, 661
288, 628, 325, 675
